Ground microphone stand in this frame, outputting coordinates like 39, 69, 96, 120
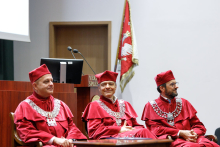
73, 49, 96, 75
67, 46, 84, 75
70, 50, 76, 59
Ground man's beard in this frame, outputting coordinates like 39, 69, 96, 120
165, 88, 178, 99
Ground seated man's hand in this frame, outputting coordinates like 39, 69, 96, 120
53, 137, 73, 147
68, 139, 74, 143
179, 130, 198, 142
119, 120, 135, 133
187, 130, 198, 142
68, 139, 74, 147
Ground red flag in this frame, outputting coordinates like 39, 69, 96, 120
115, 0, 139, 92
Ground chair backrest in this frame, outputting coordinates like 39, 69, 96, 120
81, 96, 100, 139
10, 112, 27, 147
215, 127, 220, 145
82, 112, 89, 139
91, 95, 100, 102
10, 112, 43, 147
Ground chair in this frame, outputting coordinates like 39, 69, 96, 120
205, 135, 218, 143
82, 112, 89, 139
81, 95, 100, 139
10, 112, 43, 147
91, 95, 100, 102
215, 127, 220, 145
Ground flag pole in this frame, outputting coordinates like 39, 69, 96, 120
127, 0, 138, 65
114, 0, 127, 72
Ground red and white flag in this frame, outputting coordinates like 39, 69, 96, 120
115, 0, 139, 92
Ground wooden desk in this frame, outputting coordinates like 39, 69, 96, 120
73, 139, 172, 147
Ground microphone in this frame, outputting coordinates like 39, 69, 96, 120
73, 49, 96, 75
67, 46, 76, 59
67, 46, 84, 75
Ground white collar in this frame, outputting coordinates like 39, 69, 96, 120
105, 96, 117, 104
161, 94, 170, 101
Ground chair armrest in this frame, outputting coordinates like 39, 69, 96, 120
14, 130, 43, 147
36, 142, 43, 147
11, 112, 43, 147
167, 135, 173, 140
205, 135, 218, 143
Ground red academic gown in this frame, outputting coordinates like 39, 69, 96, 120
14, 92, 87, 146
82, 95, 157, 140
141, 96, 219, 147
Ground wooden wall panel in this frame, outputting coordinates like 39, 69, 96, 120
49, 21, 111, 75
76, 87, 100, 132
0, 80, 75, 92
52, 92, 77, 124
0, 81, 77, 147
73, 75, 100, 134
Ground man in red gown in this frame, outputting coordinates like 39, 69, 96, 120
141, 70, 219, 147
82, 70, 156, 140
14, 64, 87, 147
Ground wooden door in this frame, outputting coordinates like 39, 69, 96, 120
49, 21, 111, 75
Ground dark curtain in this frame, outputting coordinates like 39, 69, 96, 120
0, 39, 14, 80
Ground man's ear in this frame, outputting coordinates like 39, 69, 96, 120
32, 82, 37, 90
98, 85, 101, 92
160, 85, 165, 93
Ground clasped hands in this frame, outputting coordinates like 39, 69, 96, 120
179, 129, 198, 142
53, 136, 74, 147
119, 120, 135, 133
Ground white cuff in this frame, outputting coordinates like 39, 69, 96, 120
177, 131, 180, 137
46, 137, 55, 145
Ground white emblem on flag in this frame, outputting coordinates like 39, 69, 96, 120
121, 43, 132, 57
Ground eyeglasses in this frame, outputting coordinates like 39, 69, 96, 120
169, 82, 179, 87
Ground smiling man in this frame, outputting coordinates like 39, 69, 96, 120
141, 70, 218, 147
14, 64, 87, 147
82, 70, 156, 140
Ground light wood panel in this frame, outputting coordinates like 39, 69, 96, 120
49, 21, 111, 75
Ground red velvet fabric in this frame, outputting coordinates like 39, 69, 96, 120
95, 70, 118, 84
82, 95, 157, 140
29, 64, 51, 83
141, 96, 219, 147
155, 70, 175, 86
14, 92, 87, 145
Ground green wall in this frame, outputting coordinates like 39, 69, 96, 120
0, 39, 14, 80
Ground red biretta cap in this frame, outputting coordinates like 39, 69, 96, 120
155, 70, 175, 87
29, 64, 51, 83
95, 70, 118, 84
